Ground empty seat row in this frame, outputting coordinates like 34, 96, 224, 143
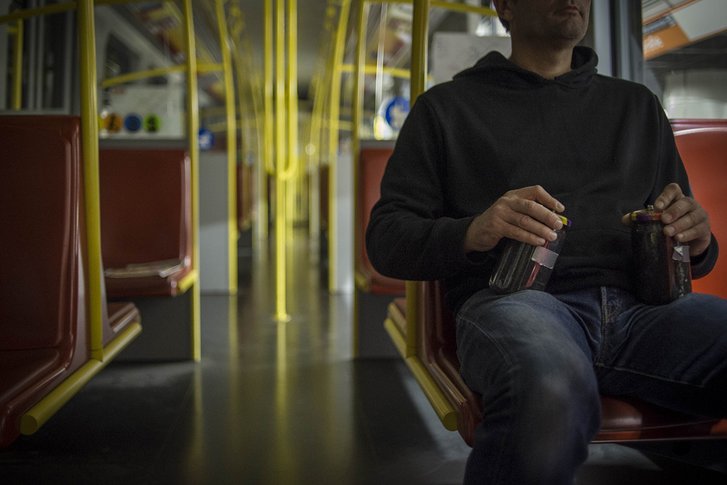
0, 115, 141, 448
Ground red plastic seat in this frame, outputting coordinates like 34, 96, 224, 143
357, 145, 405, 295
672, 119, 727, 299
0, 116, 88, 447
99, 148, 192, 297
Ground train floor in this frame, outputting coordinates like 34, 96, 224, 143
2, 235, 726, 485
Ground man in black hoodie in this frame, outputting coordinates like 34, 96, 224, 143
366, 0, 727, 484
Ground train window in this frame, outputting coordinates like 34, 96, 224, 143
104, 34, 138, 81
0, 0, 74, 111
351, 2, 507, 141
39, 3, 73, 110
642, 1, 727, 119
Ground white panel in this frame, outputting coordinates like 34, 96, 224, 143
332, 148, 354, 293
672, 0, 727, 40
200, 151, 231, 293
431, 33, 511, 86
664, 69, 727, 118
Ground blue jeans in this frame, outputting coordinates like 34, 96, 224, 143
456, 287, 727, 485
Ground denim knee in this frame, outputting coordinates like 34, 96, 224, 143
457, 290, 602, 484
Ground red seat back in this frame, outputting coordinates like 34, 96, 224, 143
672, 119, 727, 298
357, 145, 405, 295
99, 148, 191, 268
0, 116, 82, 351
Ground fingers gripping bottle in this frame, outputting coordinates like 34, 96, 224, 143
489, 215, 571, 293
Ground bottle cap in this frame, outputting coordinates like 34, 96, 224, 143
630, 205, 662, 223
557, 215, 572, 228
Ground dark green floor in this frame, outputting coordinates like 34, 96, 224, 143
1, 237, 725, 484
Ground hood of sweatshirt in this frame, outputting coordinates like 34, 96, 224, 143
453, 45, 598, 89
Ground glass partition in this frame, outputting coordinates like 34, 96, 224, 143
642, 0, 727, 119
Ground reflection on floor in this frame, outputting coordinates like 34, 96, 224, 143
1, 236, 726, 484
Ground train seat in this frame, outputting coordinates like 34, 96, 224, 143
99, 148, 192, 298
0, 116, 89, 447
394, 119, 727, 447
107, 302, 141, 334
356, 145, 406, 295
418, 281, 727, 446
672, 119, 727, 299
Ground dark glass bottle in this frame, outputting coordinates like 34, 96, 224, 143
630, 205, 692, 304
489, 215, 571, 294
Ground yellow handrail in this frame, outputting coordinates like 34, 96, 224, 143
96, 0, 173, 6
326, 0, 352, 292
273, 0, 290, 321
78, 0, 104, 360
281, 0, 299, 183
181, 0, 202, 361
351, 0, 368, 356
431, 0, 496, 16
264, 0, 275, 177
215, 0, 238, 294
11, 20, 23, 110
405, 0, 431, 357
197, 62, 224, 74
340, 63, 411, 79
100, 65, 186, 89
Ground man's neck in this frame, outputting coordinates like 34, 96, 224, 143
508, 40, 576, 79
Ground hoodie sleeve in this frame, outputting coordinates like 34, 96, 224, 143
650, 95, 719, 278
365, 96, 479, 281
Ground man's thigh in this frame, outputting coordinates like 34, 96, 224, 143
597, 291, 727, 417
455, 289, 597, 393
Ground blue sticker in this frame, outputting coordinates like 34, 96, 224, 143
384, 96, 410, 131
124, 113, 143, 132
199, 128, 215, 150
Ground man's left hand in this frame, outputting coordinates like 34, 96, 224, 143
654, 183, 711, 257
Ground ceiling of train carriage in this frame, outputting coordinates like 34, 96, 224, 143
235, 0, 330, 100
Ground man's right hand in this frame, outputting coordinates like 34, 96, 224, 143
463, 185, 565, 253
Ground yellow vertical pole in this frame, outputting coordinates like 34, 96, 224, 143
273, 0, 290, 321
327, 0, 351, 292
77, 0, 105, 360
249, 49, 268, 240
215, 0, 238, 294
11, 20, 23, 110
306, 5, 334, 244
350, 0, 367, 357
263, 0, 274, 241
181, 0, 202, 361
407, 0, 430, 357
285, 0, 299, 225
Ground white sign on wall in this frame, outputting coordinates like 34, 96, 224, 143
431, 33, 511, 85
100, 84, 184, 139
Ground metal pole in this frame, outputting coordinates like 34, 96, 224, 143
215, 0, 239, 294
181, 0, 202, 361
77, 0, 104, 360
274, 0, 290, 321
407, 0, 430, 357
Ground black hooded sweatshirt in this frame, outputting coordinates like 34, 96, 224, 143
365, 46, 718, 313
